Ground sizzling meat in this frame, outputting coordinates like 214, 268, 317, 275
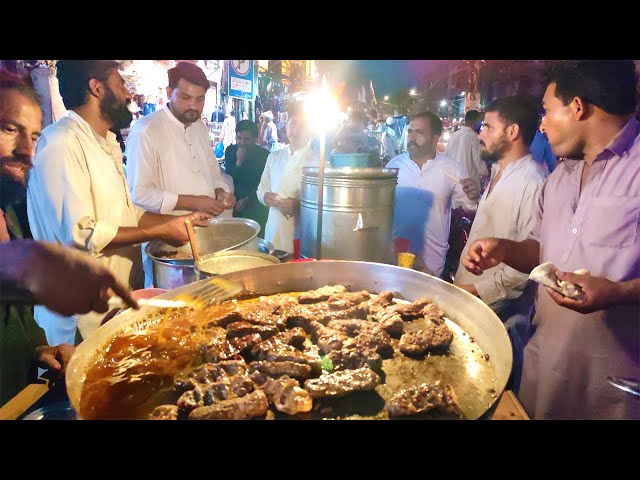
298, 285, 348, 304
149, 405, 179, 420
327, 346, 382, 372
398, 322, 453, 356
386, 297, 432, 320
248, 360, 313, 379
304, 367, 381, 398
188, 389, 269, 420
259, 375, 313, 415
386, 381, 462, 418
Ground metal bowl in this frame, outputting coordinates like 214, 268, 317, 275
196, 250, 281, 277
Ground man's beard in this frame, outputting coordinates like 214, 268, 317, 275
0, 153, 31, 186
407, 142, 434, 160
0, 159, 28, 206
170, 103, 201, 125
480, 137, 509, 163
100, 87, 133, 131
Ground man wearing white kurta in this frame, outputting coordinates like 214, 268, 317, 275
445, 110, 488, 186
27, 60, 210, 345
125, 62, 235, 287
387, 111, 480, 278
454, 96, 548, 392
257, 104, 319, 253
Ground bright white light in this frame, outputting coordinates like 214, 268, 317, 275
347, 106, 351, 112
460, 91, 465, 95
440, 100, 447, 107
410, 89, 416, 95
443, 131, 451, 141
384, 95, 389, 101
305, 76, 339, 133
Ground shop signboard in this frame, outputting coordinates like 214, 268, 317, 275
228, 60, 255, 100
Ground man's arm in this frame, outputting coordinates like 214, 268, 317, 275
463, 238, 541, 277
469, 176, 544, 303
257, 152, 274, 206
451, 162, 479, 212
125, 127, 179, 214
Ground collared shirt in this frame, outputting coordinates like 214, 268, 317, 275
445, 126, 488, 185
27, 111, 145, 345
454, 155, 548, 305
519, 117, 640, 420
386, 152, 478, 277
256, 144, 320, 252
125, 105, 230, 216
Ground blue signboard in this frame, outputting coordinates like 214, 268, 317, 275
228, 60, 255, 100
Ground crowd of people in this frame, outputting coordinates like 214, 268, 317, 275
0, 60, 638, 420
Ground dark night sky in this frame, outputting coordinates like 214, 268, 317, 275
350, 60, 455, 96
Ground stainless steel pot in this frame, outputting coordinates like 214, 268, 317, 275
300, 167, 398, 263
67, 261, 512, 420
145, 235, 275, 290
195, 250, 280, 277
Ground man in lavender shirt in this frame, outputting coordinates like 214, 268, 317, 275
461, 60, 640, 419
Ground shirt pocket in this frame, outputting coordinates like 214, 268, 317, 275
582, 196, 640, 248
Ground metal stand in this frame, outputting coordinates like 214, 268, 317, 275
315, 134, 325, 260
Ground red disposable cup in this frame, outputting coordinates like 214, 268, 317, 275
394, 237, 410, 254
293, 238, 301, 259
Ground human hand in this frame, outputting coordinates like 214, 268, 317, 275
263, 192, 280, 208
160, 212, 212, 247
236, 146, 247, 166
190, 195, 225, 216
545, 271, 624, 314
17, 241, 138, 315
35, 343, 75, 376
278, 197, 298, 219
215, 189, 236, 209
462, 237, 507, 276
460, 178, 480, 201
234, 197, 249, 212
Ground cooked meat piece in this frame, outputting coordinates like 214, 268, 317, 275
327, 346, 382, 372
398, 323, 453, 356
202, 335, 239, 363
385, 297, 432, 320
250, 328, 307, 354
304, 367, 381, 398
261, 375, 313, 415
326, 319, 376, 336
188, 389, 269, 420
386, 381, 463, 418
298, 285, 348, 304
225, 321, 278, 340
249, 370, 270, 386
228, 333, 263, 353
352, 326, 393, 357
209, 359, 248, 378
373, 311, 404, 338
310, 321, 348, 354
177, 385, 205, 412
263, 345, 312, 364
202, 376, 254, 404
207, 310, 245, 328
421, 303, 445, 324
327, 291, 371, 310
149, 405, 179, 420
365, 291, 395, 316
248, 361, 313, 379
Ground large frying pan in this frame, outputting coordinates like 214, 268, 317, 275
66, 261, 512, 419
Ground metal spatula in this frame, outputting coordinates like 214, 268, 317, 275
108, 277, 243, 311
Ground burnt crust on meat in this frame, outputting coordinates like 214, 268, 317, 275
326, 346, 382, 372
398, 322, 453, 357
298, 285, 348, 304
304, 367, 381, 398
386, 381, 463, 418
225, 321, 278, 340
259, 375, 313, 415
149, 405, 179, 420
188, 389, 269, 420
248, 360, 313, 379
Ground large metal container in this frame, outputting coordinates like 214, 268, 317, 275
195, 250, 280, 277
145, 229, 274, 290
300, 167, 398, 263
66, 261, 512, 420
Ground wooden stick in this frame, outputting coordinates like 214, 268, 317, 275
184, 218, 201, 265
